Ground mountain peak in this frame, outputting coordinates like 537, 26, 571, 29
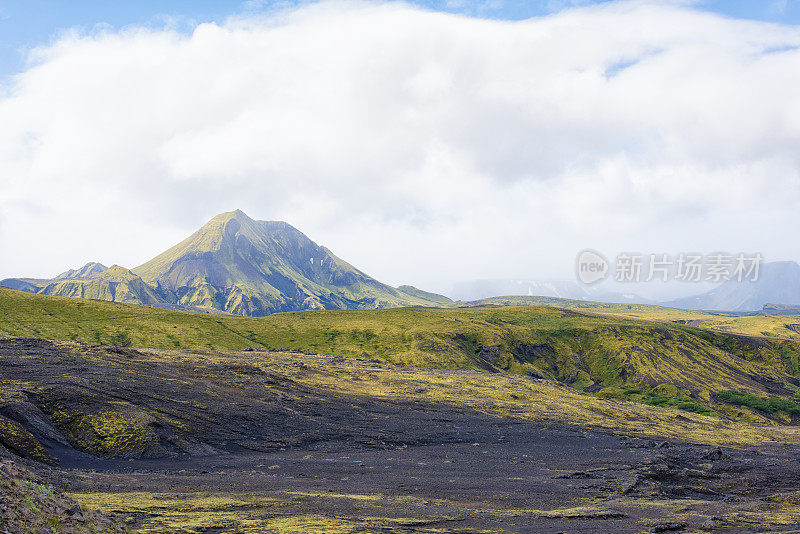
130, 211, 448, 315
54, 261, 108, 281
3, 211, 449, 316
211, 209, 251, 223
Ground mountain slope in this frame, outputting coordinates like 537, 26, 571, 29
53, 261, 107, 281
39, 265, 166, 306
668, 261, 800, 311
0, 278, 44, 292
132, 210, 446, 315
397, 285, 453, 306
0, 211, 448, 315
0, 261, 107, 293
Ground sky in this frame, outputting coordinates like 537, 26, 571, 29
3, 1, 800, 78
1, 0, 800, 295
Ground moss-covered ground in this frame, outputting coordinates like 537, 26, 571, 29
3, 287, 800, 419
456, 295, 800, 340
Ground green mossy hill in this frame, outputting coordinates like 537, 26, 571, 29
0, 458, 128, 533
0, 414, 56, 464
39, 396, 162, 458
396, 285, 453, 306
52, 261, 108, 282
2, 287, 800, 417
457, 295, 800, 341
0, 262, 108, 293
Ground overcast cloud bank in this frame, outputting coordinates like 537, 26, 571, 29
1, 0, 799, 293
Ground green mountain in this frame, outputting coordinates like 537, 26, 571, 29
52, 261, 108, 282
1, 261, 108, 293
38, 265, 166, 306
1, 210, 449, 315
132, 210, 449, 315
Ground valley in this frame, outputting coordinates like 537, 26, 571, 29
4, 248, 800, 532
3, 2, 800, 532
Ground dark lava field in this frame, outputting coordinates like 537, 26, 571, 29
2, 337, 800, 532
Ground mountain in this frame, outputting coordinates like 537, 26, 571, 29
38, 265, 165, 306
666, 261, 800, 311
0, 278, 45, 293
53, 261, 107, 281
1, 210, 449, 316
0, 261, 107, 293
133, 210, 448, 315
763, 303, 800, 315
2, 262, 164, 307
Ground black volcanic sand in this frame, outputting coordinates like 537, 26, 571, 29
52, 427, 800, 533
51, 420, 800, 532
1, 338, 800, 532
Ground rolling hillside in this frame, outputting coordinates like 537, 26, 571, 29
455, 295, 800, 341
4, 337, 800, 533
2, 287, 800, 421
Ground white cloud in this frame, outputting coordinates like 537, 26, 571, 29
1, 0, 799, 293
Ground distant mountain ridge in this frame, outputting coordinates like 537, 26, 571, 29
666, 261, 800, 311
53, 261, 108, 282
39, 265, 165, 306
0, 262, 109, 293
0, 210, 450, 315
451, 262, 800, 312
